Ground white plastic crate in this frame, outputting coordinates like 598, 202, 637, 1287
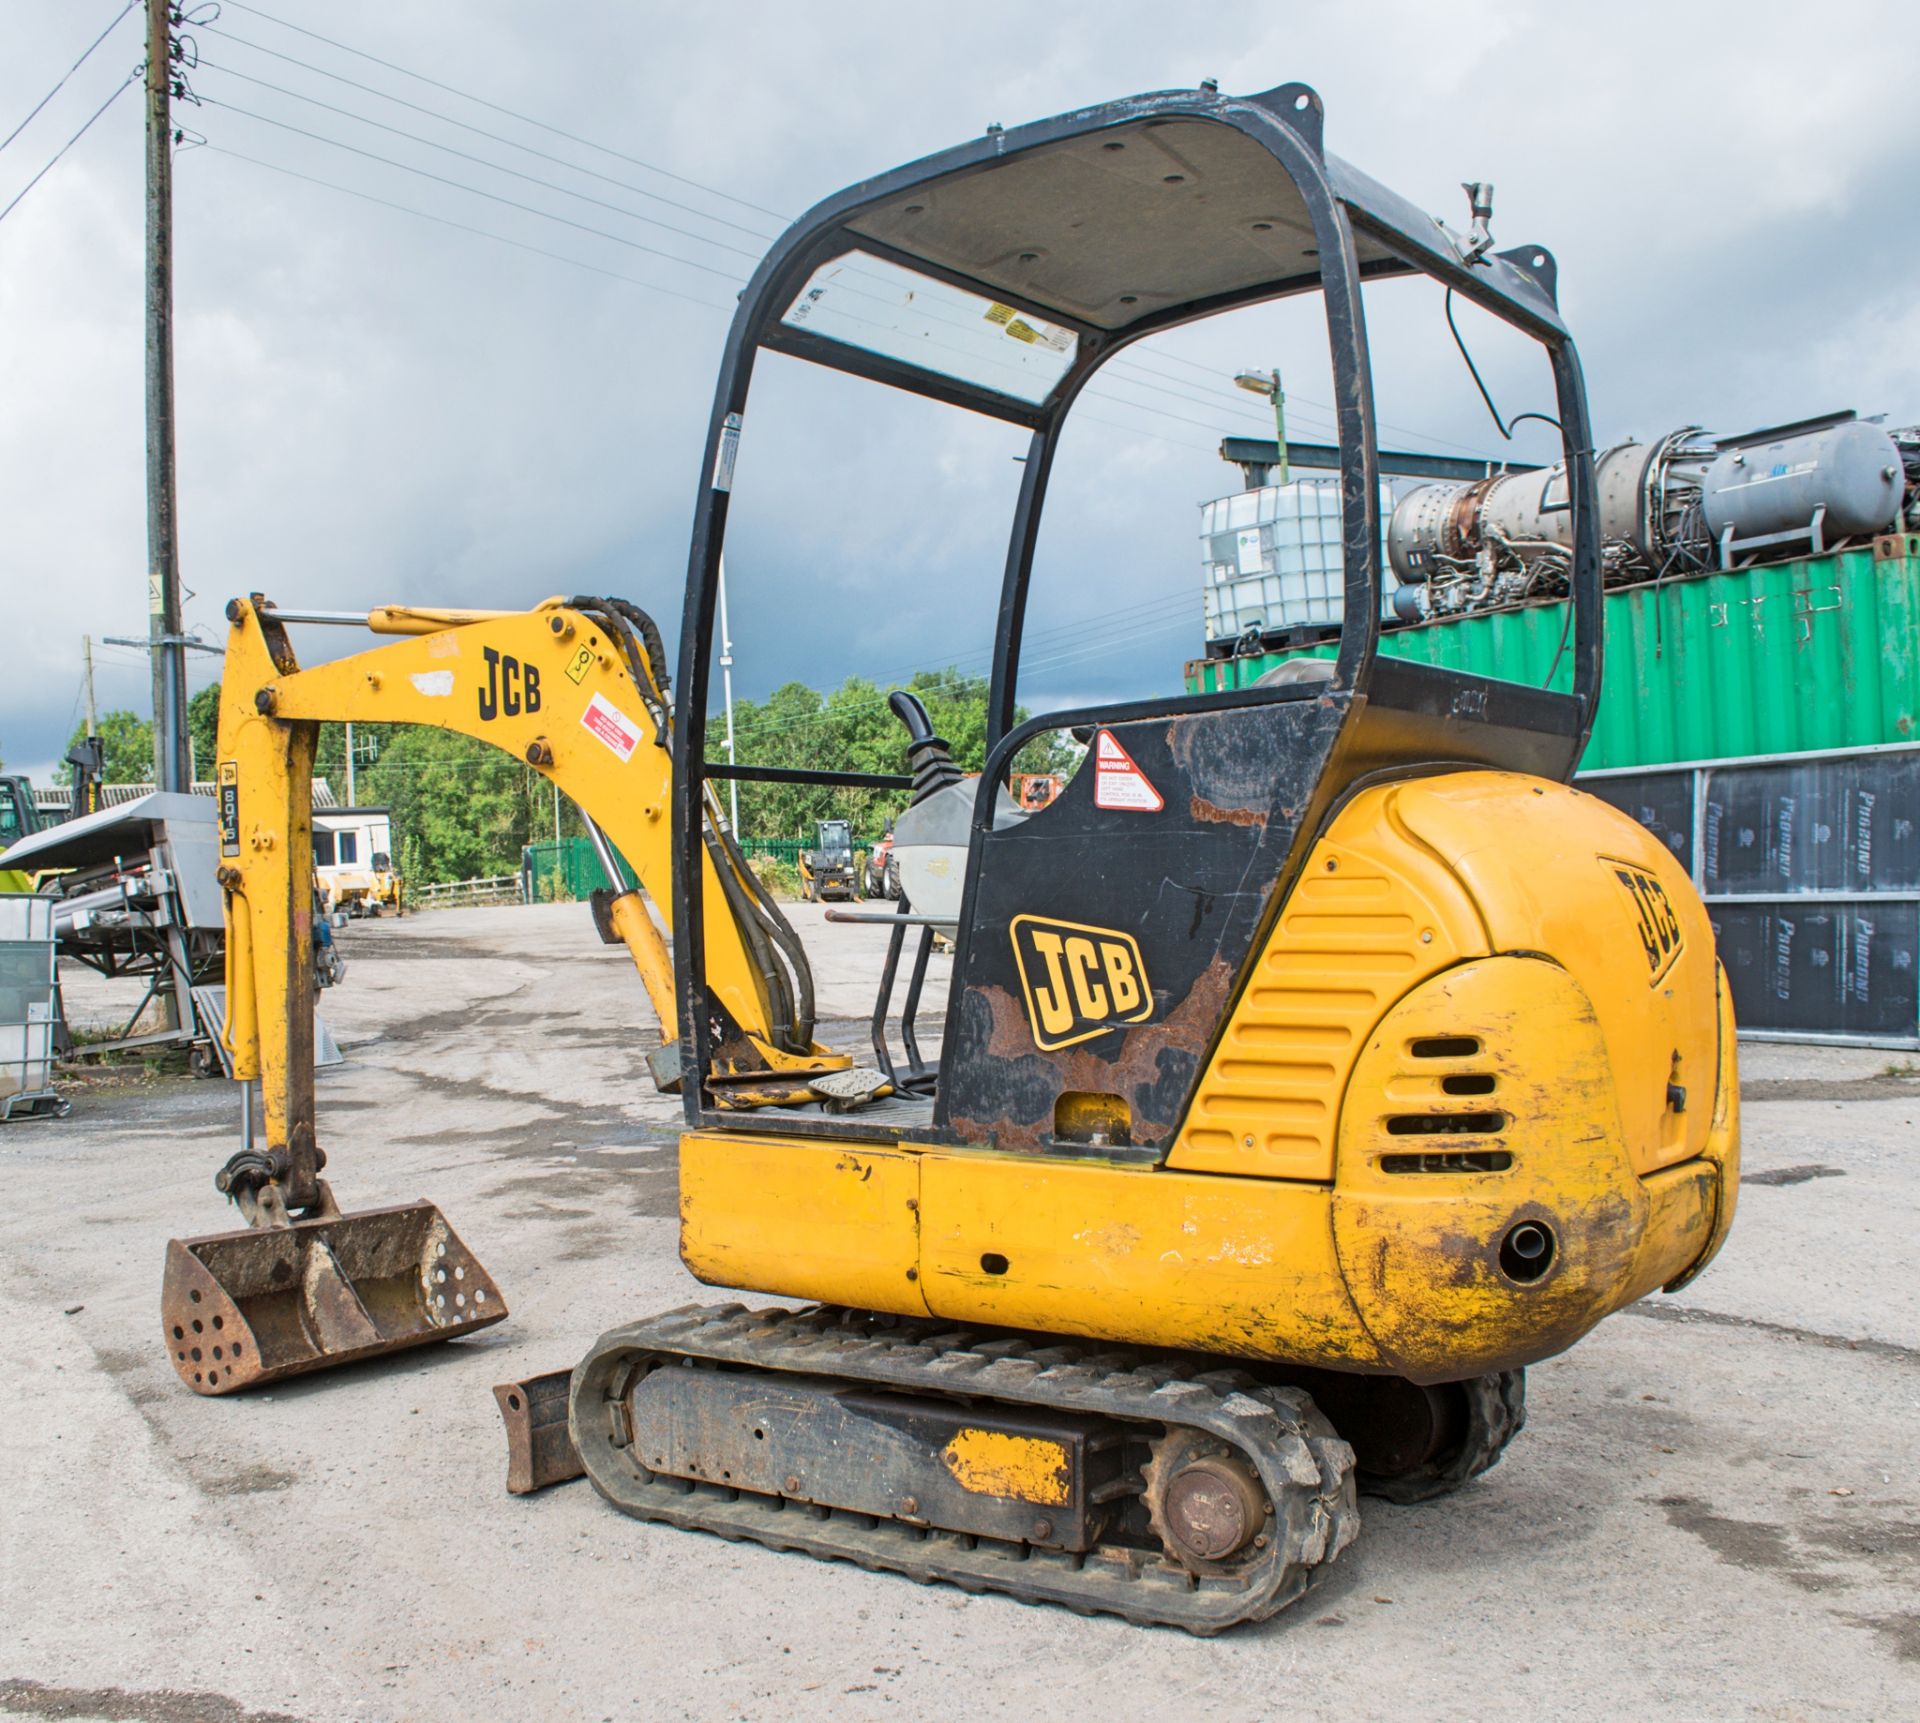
0, 893, 53, 943
0, 1007, 56, 1115
1, 891, 61, 1118
1200, 477, 1400, 640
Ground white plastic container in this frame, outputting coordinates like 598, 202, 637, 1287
1200, 477, 1400, 642
0, 892, 61, 1118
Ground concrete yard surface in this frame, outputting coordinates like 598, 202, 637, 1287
3, 903, 1916, 1722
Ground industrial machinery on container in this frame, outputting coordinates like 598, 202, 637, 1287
1201, 412, 1917, 646
176, 83, 1738, 1634
1386, 411, 1916, 622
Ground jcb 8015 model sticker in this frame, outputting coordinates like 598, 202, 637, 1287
218, 761, 240, 857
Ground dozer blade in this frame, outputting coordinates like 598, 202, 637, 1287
161, 1201, 506, 1395
494, 1368, 585, 1494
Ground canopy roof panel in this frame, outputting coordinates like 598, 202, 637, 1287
845, 117, 1353, 333
751, 89, 1567, 418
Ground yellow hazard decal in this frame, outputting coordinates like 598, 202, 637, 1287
941, 1428, 1071, 1506
1010, 914, 1153, 1051
1606, 856, 1684, 984
564, 644, 593, 685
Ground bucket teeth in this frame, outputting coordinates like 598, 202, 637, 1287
161, 1200, 507, 1395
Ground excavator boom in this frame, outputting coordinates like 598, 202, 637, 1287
163, 592, 841, 1394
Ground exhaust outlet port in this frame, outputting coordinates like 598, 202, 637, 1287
1499, 1221, 1555, 1283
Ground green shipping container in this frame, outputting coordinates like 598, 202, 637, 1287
1185, 540, 1920, 770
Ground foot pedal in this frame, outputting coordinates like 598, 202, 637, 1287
808, 1067, 896, 1112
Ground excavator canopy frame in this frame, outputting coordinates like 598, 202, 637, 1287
674, 82, 1605, 1143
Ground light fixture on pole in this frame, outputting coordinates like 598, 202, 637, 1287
1234, 367, 1290, 487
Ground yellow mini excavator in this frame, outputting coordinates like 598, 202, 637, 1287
166, 83, 1738, 1632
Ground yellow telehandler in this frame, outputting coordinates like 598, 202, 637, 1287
166, 81, 1737, 1632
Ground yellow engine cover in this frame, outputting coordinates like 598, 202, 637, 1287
678, 770, 1739, 1382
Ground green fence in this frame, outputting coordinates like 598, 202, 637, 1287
736, 837, 885, 864
520, 837, 635, 903
737, 837, 809, 865
524, 834, 886, 902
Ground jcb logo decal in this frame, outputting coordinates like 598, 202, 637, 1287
1607, 858, 1684, 984
1009, 915, 1153, 1051
478, 647, 541, 722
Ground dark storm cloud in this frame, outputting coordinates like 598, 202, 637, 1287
3, 0, 1917, 775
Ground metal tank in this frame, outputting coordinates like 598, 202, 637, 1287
1702, 419, 1906, 558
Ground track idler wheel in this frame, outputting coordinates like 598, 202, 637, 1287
1358, 1370, 1527, 1504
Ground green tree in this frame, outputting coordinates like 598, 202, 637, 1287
187, 683, 221, 778
717, 667, 1079, 841
349, 726, 553, 885
59, 709, 153, 784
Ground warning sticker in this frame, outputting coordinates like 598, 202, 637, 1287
984, 301, 1073, 353
581, 691, 643, 763
1092, 730, 1163, 812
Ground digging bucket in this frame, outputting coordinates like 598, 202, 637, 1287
161, 1201, 506, 1395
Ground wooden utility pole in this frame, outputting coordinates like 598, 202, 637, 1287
145, 0, 189, 792
82, 635, 97, 737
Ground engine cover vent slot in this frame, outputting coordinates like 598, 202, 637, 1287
1379, 1149, 1514, 1175
1440, 1073, 1496, 1096
1409, 1035, 1480, 1059
1385, 1111, 1506, 1137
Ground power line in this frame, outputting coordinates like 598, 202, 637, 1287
0, 0, 135, 157
220, 0, 789, 223
192, 19, 1505, 475
197, 115, 1267, 457
0, 70, 138, 228
1119, 341, 1496, 457
201, 95, 746, 281
197, 58, 769, 265
1103, 358, 1338, 438
197, 21, 782, 244
219, 2, 1498, 463
201, 141, 1249, 462
206, 145, 734, 312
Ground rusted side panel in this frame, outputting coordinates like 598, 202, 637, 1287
939, 697, 1350, 1155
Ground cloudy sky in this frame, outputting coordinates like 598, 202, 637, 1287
4, 0, 1919, 780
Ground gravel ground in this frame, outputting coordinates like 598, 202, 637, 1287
2, 902, 1915, 1722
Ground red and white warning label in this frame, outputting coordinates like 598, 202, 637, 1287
580, 690, 643, 763
1092, 729, 1163, 812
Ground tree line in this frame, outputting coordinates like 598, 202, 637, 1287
721, 667, 1078, 841
59, 666, 1079, 886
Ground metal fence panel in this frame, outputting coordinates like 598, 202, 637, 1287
1583, 741, 1920, 1045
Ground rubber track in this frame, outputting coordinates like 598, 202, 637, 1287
1360, 1369, 1527, 1505
571, 1303, 1359, 1634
